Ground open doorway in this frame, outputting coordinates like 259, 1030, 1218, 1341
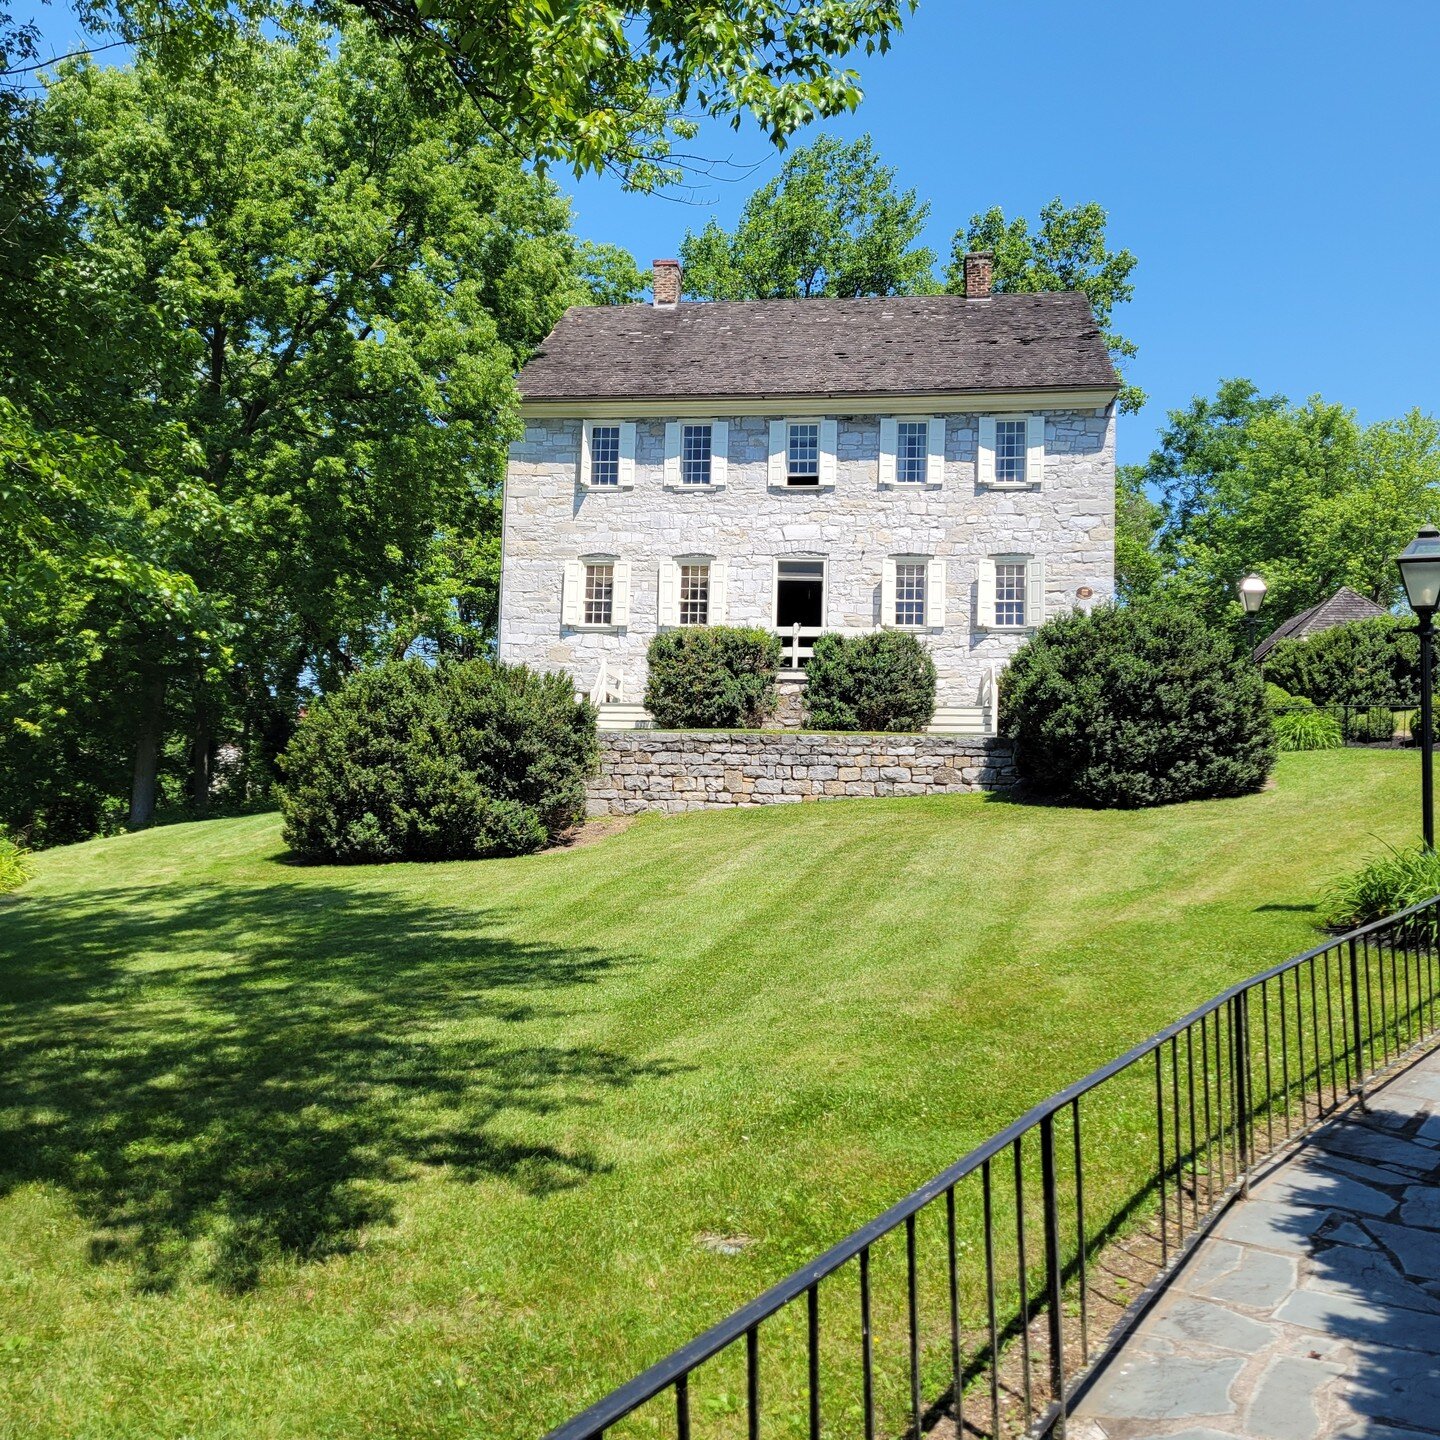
775, 558, 825, 669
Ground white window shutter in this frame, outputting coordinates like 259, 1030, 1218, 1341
927, 559, 947, 628
881, 556, 897, 627
977, 415, 996, 487
663, 422, 681, 486
710, 420, 728, 488
818, 418, 838, 487
927, 417, 946, 484
977, 557, 997, 629
611, 561, 631, 626
579, 423, 593, 488
1026, 414, 1046, 487
617, 422, 636, 488
709, 560, 728, 623
878, 417, 898, 486
769, 419, 787, 486
657, 558, 678, 626
1026, 556, 1046, 627
562, 560, 583, 626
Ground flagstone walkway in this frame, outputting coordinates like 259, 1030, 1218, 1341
1071, 1045, 1440, 1440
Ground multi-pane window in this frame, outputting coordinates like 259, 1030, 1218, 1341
787, 422, 820, 484
584, 562, 615, 625
588, 425, 621, 487
896, 421, 929, 484
681, 424, 713, 486
679, 563, 710, 625
994, 418, 1028, 485
995, 561, 1027, 628
895, 561, 927, 627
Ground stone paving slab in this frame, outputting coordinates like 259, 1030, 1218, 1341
1072, 1046, 1440, 1440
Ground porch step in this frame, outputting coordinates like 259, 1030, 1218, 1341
596, 703, 654, 731
928, 706, 993, 736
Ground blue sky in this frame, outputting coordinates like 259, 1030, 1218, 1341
564, 0, 1440, 466
17, 0, 1440, 466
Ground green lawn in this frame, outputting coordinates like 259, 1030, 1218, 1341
0, 750, 1416, 1439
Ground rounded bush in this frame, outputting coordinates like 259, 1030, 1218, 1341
1347, 705, 1397, 743
644, 627, 781, 728
1273, 706, 1343, 752
279, 658, 597, 863
804, 631, 937, 732
1000, 601, 1276, 807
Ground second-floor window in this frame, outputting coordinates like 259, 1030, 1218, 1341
994, 560, 1028, 627
896, 421, 929, 484
679, 562, 710, 624
584, 562, 615, 625
588, 425, 621, 487
895, 560, 927, 627
787, 422, 820, 485
681, 424, 712, 486
995, 418, 1028, 486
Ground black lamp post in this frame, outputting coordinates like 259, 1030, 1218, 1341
1396, 525, 1440, 849
1237, 572, 1268, 647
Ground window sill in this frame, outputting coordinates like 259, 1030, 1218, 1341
578, 483, 634, 493
663, 482, 725, 492
770, 481, 835, 491
568, 623, 626, 633
982, 482, 1040, 492
880, 481, 944, 491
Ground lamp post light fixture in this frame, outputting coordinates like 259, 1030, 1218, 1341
1237, 573, 1268, 654
1395, 525, 1440, 849
1238, 572, 1269, 615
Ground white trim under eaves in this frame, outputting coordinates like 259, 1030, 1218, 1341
520, 387, 1119, 420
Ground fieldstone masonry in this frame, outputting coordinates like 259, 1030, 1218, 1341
585, 730, 1016, 814
500, 407, 1115, 720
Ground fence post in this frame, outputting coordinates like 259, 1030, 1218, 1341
1039, 1112, 1066, 1433
1349, 936, 1366, 1112
1233, 993, 1251, 1196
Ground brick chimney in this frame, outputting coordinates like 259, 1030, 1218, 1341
652, 258, 682, 307
963, 251, 994, 300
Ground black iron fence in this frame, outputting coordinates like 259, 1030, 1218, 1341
543, 896, 1440, 1440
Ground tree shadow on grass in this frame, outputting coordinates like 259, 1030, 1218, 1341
0, 879, 673, 1292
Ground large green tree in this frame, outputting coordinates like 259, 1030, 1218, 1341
33, 1, 916, 187
1137, 379, 1440, 627
4, 22, 610, 837
944, 199, 1142, 411
679, 133, 936, 299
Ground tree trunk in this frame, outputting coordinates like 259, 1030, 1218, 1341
188, 706, 213, 811
128, 673, 168, 828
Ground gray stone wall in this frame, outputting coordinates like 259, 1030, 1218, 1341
500, 407, 1114, 717
586, 730, 1016, 814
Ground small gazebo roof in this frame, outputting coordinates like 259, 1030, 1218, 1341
1253, 585, 1388, 662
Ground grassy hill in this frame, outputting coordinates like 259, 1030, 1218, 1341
0, 750, 1416, 1438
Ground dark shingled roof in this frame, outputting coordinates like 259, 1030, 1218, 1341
1253, 585, 1389, 662
517, 292, 1119, 403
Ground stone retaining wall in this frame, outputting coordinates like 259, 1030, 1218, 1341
586, 730, 1016, 814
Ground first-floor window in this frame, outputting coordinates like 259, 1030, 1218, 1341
896, 421, 929, 484
995, 560, 1027, 627
588, 425, 621, 486
895, 560, 927, 627
995, 418, 1028, 485
787, 422, 820, 484
681, 424, 712, 486
679, 562, 710, 624
584, 562, 615, 625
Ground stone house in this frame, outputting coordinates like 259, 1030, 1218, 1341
498, 255, 1119, 733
